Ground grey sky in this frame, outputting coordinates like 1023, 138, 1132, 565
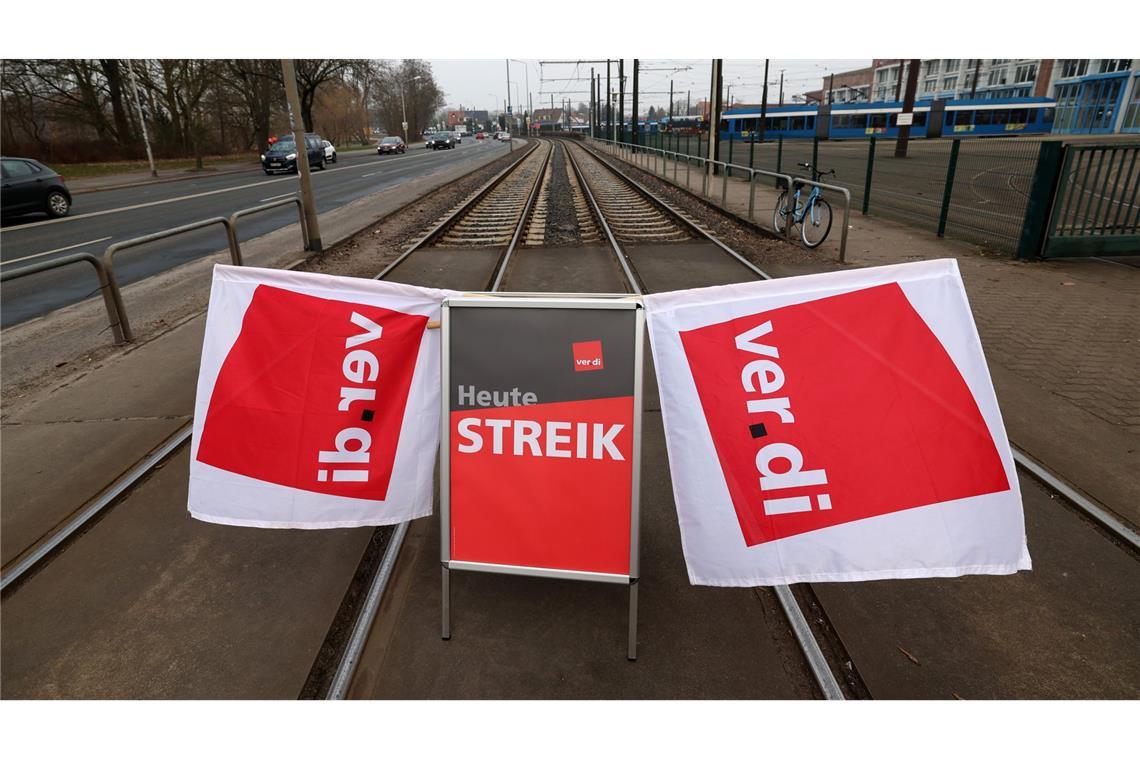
428, 59, 873, 114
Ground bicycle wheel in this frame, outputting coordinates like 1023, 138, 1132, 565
773, 191, 789, 234
801, 198, 833, 249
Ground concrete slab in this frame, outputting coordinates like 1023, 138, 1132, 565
503, 246, 632, 294
0, 416, 185, 567
812, 474, 1140, 699
386, 248, 503, 292
5, 315, 205, 424
625, 242, 758, 293
0, 449, 373, 699
348, 412, 813, 699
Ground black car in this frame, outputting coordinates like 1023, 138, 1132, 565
377, 136, 406, 155
261, 133, 328, 174
427, 132, 456, 150
1, 157, 72, 219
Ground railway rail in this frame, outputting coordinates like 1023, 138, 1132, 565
3, 136, 1136, 701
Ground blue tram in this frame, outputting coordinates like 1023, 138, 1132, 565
716, 97, 1056, 139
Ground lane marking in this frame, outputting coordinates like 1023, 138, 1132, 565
2, 237, 113, 266
259, 192, 297, 203
0, 144, 492, 234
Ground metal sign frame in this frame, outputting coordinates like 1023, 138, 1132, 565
440, 293, 644, 660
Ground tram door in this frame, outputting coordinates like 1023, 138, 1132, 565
815, 105, 831, 139
927, 100, 947, 138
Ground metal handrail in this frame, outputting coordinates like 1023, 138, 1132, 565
1, 252, 130, 345
102, 216, 235, 343
228, 196, 310, 266
588, 136, 850, 263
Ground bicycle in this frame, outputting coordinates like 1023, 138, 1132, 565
773, 162, 835, 249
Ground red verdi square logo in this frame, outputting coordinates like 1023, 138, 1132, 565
196, 285, 427, 500
679, 283, 1009, 546
572, 340, 604, 372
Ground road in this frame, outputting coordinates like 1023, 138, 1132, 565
0, 138, 511, 327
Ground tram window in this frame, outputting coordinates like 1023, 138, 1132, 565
975, 110, 993, 125
790, 117, 806, 130
994, 110, 1010, 125
914, 112, 927, 126
834, 114, 863, 129
869, 113, 888, 129
1042, 108, 1055, 124
1010, 109, 1028, 123
955, 110, 973, 125
806, 116, 815, 129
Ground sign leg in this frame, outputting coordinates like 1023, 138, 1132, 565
441, 565, 451, 640
627, 579, 639, 661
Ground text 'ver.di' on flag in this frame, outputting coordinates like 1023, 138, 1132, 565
644, 260, 1030, 585
189, 265, 450, 528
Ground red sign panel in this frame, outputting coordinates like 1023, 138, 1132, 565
679, 283, 1009, 546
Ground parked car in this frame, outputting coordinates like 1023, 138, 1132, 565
427, 133, 456, 150
0, 157, 72, 219
377, 136, 406, 155
322, 140, 337, 164
496, 131, 511, 141
475, 132, 486, 140
261, 133, 328, 174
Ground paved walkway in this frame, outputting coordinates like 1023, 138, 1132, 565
591, 140, 1139, 529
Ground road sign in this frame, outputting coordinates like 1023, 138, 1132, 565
402, 121, 409, 130
441, 295, 644, 657
896, 112, 914, 126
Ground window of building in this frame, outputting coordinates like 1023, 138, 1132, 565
988, 68, 1008, 87
943, 76, 958, 91
876, 68, 888, 83
943, 59, 959, 72
1060, 59, 1089, 79
1014, 64, 1037, 84
1099, 59, 1133, 74
1123, 81, 1140, 131
923, 79, 937, 93
991, 59, 1010, 66
926, 60, 941, 76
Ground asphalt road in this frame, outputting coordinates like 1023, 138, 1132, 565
0, 138, 510, 327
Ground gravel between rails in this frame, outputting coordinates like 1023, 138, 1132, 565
543, 143, 581, 246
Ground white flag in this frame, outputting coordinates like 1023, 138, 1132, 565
189, 265, 452, 528
644, 259, 1030, 586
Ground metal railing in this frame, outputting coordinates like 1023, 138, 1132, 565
586, 136, 851, 263
228, 196, 310, 266
0, 252, 130, 344
102, 216, 237, 342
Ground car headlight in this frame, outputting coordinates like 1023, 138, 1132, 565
286, 153, 297, 160
260, 154, 266, 161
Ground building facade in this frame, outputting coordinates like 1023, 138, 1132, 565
871, 59, 1052, 103
1047, 59, 1138, 134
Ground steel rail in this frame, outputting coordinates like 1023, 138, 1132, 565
563, 137, 845, 700
0, 424, 193, 593
375, 140, 543, 281
326, 140, 552, 699
490, 141, 556, 291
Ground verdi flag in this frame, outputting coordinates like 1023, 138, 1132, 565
189, 265, 451, 528
644, 259, 1030, 586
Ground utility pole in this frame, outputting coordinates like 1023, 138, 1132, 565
126, 59, 157, 178
778, 70, 784, 106
668, 79, 674, 127
895, 59, 921, 158
895, 60, 903, 101
828, 73, 835, 104
618, 59, 625, 144
606, 59, 612, 141
398, 81, 409, 144
686, 90, 690, 116
969, 58, 981, 98
760, 58, 769, 143
281, 59, 321, 252
707, 58, 723, 185
590, 66, 596, 137
505, 59, 513, 150
632, 59, 640, 148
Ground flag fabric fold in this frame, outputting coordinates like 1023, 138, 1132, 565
643, 259, 1030, 586
189, 264, 452, 529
